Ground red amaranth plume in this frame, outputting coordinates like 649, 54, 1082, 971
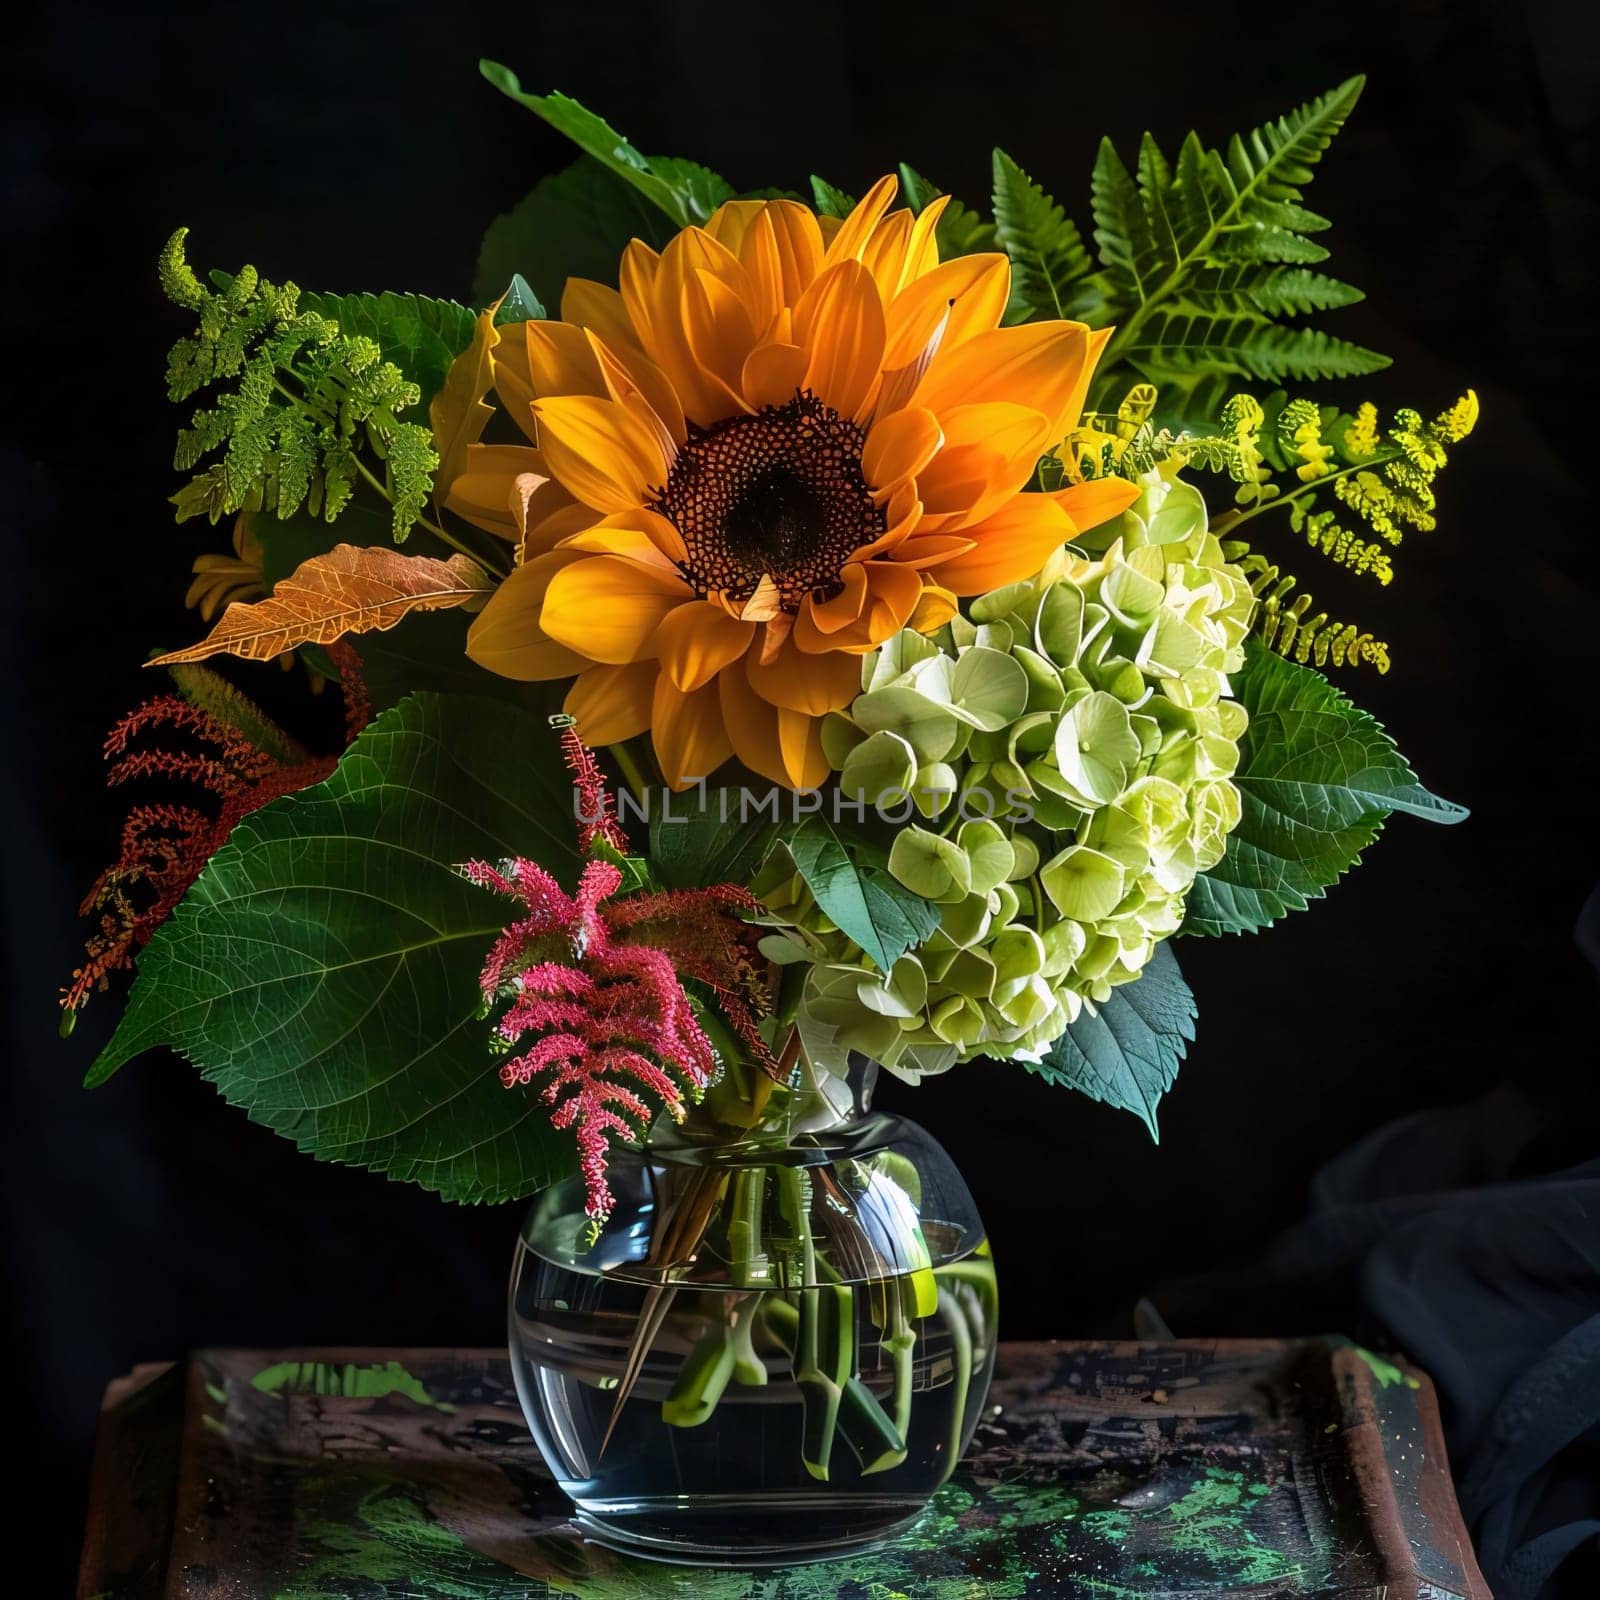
465, 854, 721, 1221
558, 719, 629, 854
62, 643, 369, 1021
605, 884, 778, 1078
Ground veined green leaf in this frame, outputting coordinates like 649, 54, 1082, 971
782, 815, 939, 973
474, 155, 677, 309
297, 290, 477, 408
479, 63, 729, 229
491, 273, 545, 327
85, 692, 584, 1204
1116, 311, 1389, 384
649, 790, 776, 890
1184, 644, 1466, 936
1022, 943, 1195, 1139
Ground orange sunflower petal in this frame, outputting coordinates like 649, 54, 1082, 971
559, 507, 688, 571
561, 278, 640, 354
717, 667, 790, 789
746, 634, 864, 716
654, 601, 756, 693
563, 661, 657, 746
921, 492, 1075, 596
741, 340, 809, 410
583, 327, 686, 448
823, 175, 899, 267
653, 675, 734, 789
908, 582, 960, 632
862, 406, 943, 499
532, 394, 668, 514
900, 195, 950, 287
884, 254, 1011, 369
794, 259, 886, 422
684, 266, 760, 398
764, 200, 827, 304
862, 560, 928, 640
859, 207, 914, 302
704, 198, 768, 255
541, 554, 693, 664
1050, 475, 1142, 535
777, 708, 831, 789
736, 209, 787, 332
915, 401, 1053, 526
793, 564, 869, 648
523, 501, 601, 559
465, 551, 589, 681
914, 321, 1099, 441
441, 443, 551, 541
524, 319, 605, 399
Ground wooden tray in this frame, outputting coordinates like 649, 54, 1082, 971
78, 1340, 1491, 1598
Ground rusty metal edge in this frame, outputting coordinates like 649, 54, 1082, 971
1329, 1346, 1493, 1600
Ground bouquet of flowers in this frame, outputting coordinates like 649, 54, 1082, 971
64, 64, 1471, 1556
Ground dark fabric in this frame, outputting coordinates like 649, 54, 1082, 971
1157, 886, 1600, 1597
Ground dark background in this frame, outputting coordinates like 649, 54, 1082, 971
6, 0, 1598, 1590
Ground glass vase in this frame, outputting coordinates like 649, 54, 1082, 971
508, 1060, 997, 1565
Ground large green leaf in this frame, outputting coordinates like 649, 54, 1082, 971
298, 290, 477, 407
1023, 943, 1196, 1139
649, 789, 776, 891
782, 815, 939, 972
1184, 645, 1467, 936
85, 693, 583, 1204
474, 155, 678, 311
479, 63, 731, 230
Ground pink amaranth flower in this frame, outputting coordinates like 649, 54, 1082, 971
465, 854, 723, 1222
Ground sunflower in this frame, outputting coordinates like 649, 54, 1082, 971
452, 176, 1137, 788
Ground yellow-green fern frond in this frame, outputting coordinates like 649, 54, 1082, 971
1277, 398, 1334, 482
157, 229, 478, 543
1343, 401, 1380, 457
1432, 389, 1479, 444
1289, 504, 1394, 584
1236, 553, 1391, 673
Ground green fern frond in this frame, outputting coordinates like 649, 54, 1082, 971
159, 229, 440, 541
1074, 77, 1387, 407
992, 149, 1095, 323
809, 176, 856, 219
895, 163, 997, 258
1234, 551, 1391, 673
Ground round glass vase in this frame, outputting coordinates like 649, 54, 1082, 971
508, 1060, 997, 1566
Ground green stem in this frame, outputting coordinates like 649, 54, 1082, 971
350, 456, 507, 571
1210, 451, 1401, 539
661, 1323, 738, 1427
268, 374, 510, 575
725, 1170, 771, 1290
760, 1289, 905, 1474
609, 738, 651, 807
935, 1256, 1000, 1338
934, 1286, 974, 1486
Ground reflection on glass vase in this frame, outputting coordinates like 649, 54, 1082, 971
508, 1058, 997, 1565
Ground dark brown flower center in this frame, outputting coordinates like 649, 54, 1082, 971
651, 391, 885, 612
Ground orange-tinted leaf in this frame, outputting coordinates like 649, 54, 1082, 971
149, 545, 495, 665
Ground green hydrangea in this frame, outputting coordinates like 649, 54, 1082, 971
760, 469, 1255, 1080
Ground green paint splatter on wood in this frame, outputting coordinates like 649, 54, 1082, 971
1162, 1468, 1306, 1588
1355, 1348, 1422, 1390
251, 1360, 456, 1411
